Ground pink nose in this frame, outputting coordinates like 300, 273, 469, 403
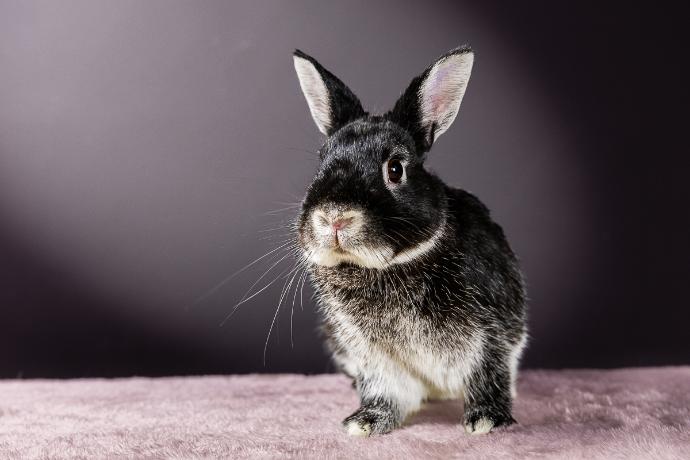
331, 218, 352, 231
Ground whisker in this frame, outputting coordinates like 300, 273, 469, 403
258, 225, 295, 234
261, 205, 302, 216
264, 264, 302, 364
290, 266, 307, 348
221, 247, 307, 328
220, 262, 292, 326
236, 249, 296, 304
258, 233, 295, 242
219, 249, 297, 326
190, 240, 294, 308
272, 200, 304, 207
299, 268, 308, 311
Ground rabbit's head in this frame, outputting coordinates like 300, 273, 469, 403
293, 47, 474, 268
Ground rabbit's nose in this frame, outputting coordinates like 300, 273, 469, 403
311, 208, 363, 239
331, 218, 353, 231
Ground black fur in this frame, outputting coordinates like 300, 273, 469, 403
292, 48, 527, 436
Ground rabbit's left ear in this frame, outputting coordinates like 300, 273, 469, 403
389, 47, 474, 153
293, 50, 365, 136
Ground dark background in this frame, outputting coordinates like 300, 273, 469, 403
1, 1, 684, 379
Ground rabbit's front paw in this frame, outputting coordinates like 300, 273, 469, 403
343, 418, 371, 437
342, 404, 400, 437
463, 408, 516, 435
464, 415, 494, 435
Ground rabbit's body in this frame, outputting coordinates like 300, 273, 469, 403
292, 47, 527, 436
312, 185, 526, 434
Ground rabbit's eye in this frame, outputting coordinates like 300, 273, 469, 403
387, 159, 404, 184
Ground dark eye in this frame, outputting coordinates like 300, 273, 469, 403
387, 159, 404, 184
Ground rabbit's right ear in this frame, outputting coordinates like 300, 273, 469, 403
293, 50, 365, 136
389, 46, 474, 153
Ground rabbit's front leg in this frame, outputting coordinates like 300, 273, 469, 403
462, 344, 516, 435
342, 367, 425, 436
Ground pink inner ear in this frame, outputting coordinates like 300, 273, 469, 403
426, 64, 454, 117
418, 52, 473, 140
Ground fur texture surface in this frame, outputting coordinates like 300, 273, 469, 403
0, 368, 688, 459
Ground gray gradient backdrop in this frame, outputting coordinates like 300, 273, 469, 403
1, 1, 682, 377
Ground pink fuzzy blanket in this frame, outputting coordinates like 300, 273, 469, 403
1, 368, 688, 459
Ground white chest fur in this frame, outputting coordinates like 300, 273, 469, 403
326, 301, 486, 405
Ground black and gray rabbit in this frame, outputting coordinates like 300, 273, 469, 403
291, 46, 527, 436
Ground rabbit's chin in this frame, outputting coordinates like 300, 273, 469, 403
303, 245, 395, 269
303, 221, 447, 269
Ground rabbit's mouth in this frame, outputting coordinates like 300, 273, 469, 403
304, 244, 395, 269
299, 205, 395, 269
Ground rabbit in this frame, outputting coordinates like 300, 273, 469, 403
291, 46, 527, 437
